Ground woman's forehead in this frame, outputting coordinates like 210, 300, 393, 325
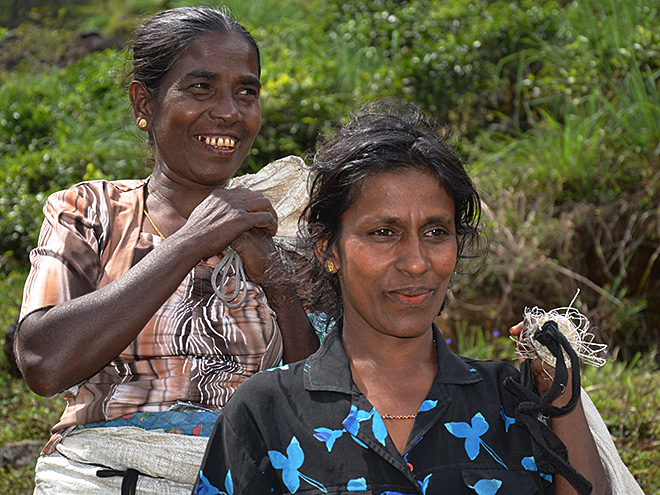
169, 32, 259, 79
346, 168, 452, 217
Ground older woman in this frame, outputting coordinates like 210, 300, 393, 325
193, 102, 610, 495
15, 7, 318, 494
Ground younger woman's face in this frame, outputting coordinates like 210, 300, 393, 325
327, 167, 458, 340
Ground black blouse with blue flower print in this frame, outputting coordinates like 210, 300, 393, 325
193, 324, 554, 495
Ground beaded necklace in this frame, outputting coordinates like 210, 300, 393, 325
380, 413, 417, 420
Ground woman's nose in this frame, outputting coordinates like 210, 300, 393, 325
395, 236, 431, 276
209, 92, 242, 123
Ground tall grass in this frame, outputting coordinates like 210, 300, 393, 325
575, 0, 660, 168
476, 0, 659, 202
473, 94, 614, 203
464, 0, 659, 356
1, 0, 658, 491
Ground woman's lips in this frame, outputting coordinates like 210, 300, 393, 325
388, 289, 433, 305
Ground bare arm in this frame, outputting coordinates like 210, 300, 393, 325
510, 323, 611, 495
16, 187, 281, 396
231, 228, 319, 364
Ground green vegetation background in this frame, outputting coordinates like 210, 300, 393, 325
0, 0, 658, 492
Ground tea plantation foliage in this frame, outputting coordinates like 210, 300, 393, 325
2, 0, 658, 357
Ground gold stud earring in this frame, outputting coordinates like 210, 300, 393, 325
324, 260, 335, 273
137, 118, 148, 129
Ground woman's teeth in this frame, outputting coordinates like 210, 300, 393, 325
198, 136, 235, 149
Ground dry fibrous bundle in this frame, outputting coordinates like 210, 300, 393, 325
516, 290, 608, 368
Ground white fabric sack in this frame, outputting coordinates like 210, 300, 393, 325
229, 155, 311, 252
34, 427, 208, 494
582, 388, 645, 495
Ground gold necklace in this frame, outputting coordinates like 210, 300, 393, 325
381, 413, 417, 420
143, 209, 165, 239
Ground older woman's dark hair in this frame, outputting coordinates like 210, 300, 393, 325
300, 101, 485, 322
128, 6, 260, 96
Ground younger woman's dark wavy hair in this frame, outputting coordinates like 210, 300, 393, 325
298, 100, 486, 322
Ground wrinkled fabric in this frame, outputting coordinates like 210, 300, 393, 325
581, 389, 644, 495
18, 179, 283, 447
228, 155, 310, 252
77, 402, 219, 437
34, 427, 208, 494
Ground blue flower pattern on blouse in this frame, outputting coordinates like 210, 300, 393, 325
468, 478, 503, 495
314, 404, 389, 453
499, 406, 516, 432
200, 402, 546, 494
194, 470, 233, 495
444, 412, 508, 469
313, 427, 345, 452
522, 456, 554, 482
418, 473, 432, 494
204, 371, 543, 495
347, 477, 367, 491
310, 402, 441, 494
198, 333, 556, 495
418, 399, 437, 412
268, 436, 328, 493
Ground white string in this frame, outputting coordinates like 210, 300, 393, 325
211, 155, 310, 309
211, 248, 248, 309
515, 289, 608, 368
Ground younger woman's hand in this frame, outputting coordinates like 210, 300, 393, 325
510, 321, 571, 405
509, 321, 524, 364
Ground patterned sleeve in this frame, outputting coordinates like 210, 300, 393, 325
19, 183, 105, 322
193, 411, 276, 495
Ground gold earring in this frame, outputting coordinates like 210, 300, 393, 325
137, 118, 148, 129
324, 260, 335, 273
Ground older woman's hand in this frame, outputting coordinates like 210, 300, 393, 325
231, 227, 278, 287
180, 186, 278, 263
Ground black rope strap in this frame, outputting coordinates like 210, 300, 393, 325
96, 467, 140, 495
503, 320, 593, 495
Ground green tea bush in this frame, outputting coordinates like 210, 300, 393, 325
246, 0, 577, 167
321, 0, 568, 135
0, 50, 148, 265
457, 0, 660, 357
1, 0, 659, 492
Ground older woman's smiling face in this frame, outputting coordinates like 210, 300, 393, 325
328, 167, 458, 340
150, 31, 262, 188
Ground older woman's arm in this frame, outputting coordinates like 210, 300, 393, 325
17, 230, 213, 397
17, 187, 310, 396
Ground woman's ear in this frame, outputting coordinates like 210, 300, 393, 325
129, 81, 155, 131
314, 237, 339, 274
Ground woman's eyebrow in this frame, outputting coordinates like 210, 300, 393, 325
182, 71, 261, 89
240, 75, 261, 89
184, 70, 216, 80
425, 215, 454, 226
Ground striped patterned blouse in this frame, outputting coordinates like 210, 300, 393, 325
19, 179, 283, 443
